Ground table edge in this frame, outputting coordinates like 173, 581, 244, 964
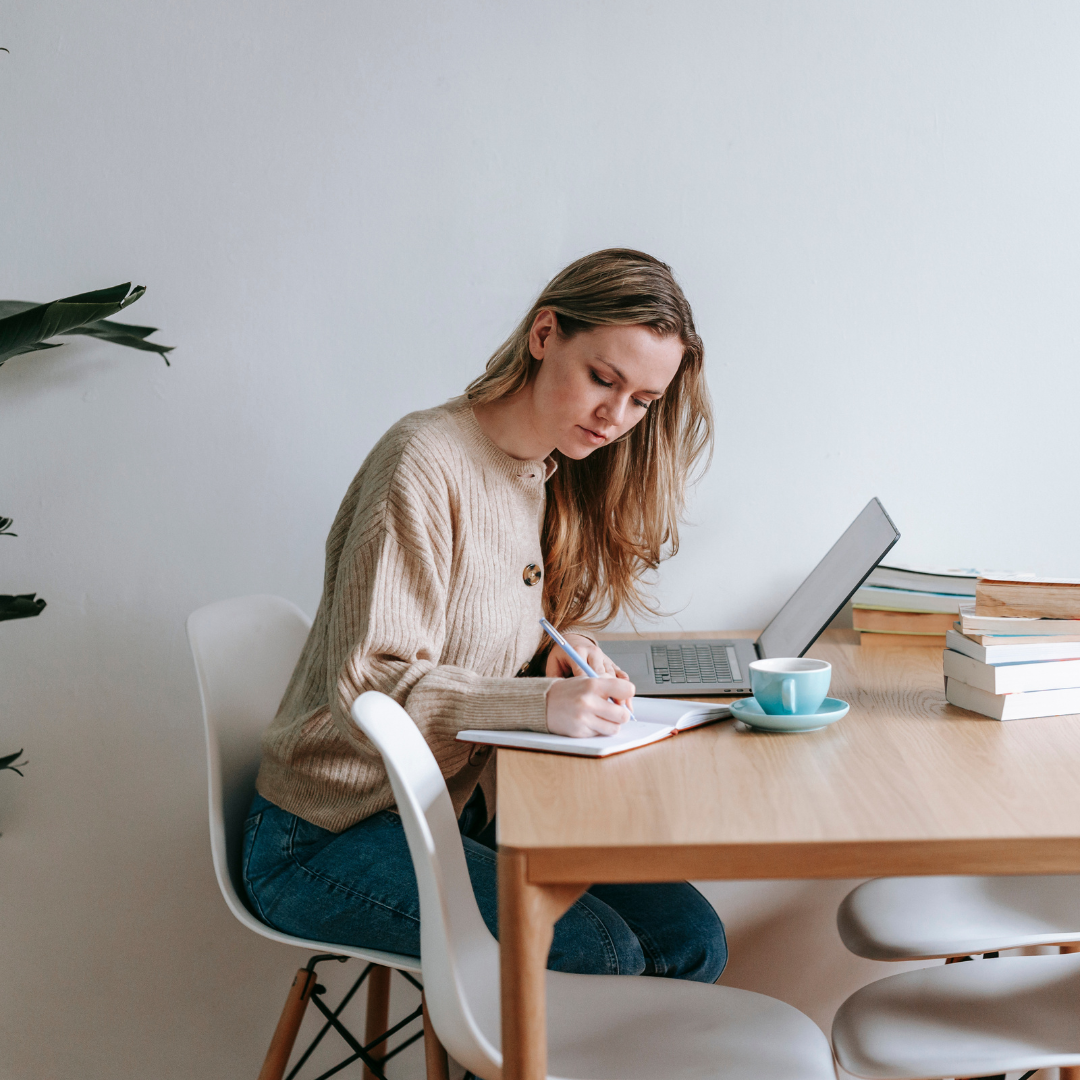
500, 838, 1080, 883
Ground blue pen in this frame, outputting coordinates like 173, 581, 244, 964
539, 617, 637, 723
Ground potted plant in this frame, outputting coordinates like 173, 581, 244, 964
1, 283, 172, 770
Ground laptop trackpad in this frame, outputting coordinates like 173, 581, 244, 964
603, 647, 651, 685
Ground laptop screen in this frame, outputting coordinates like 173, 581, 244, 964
755, 498, 900, 660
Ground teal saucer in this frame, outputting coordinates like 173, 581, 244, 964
729, 696, 850, 733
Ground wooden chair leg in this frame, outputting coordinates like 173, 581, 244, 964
423, 994, 450, 1080
257, 968, 317, 1080
362, 965, 393, 1080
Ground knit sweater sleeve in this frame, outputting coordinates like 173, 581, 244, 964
326, 443, 553, 759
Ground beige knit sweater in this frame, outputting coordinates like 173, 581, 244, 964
256, 396, 557, 832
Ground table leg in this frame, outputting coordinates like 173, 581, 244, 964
362, 965, 392, 1080
499, 848, 587, 1080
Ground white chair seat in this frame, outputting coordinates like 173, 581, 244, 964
219, 893, 422, 974
543, 972, 836, 1080
837, 874, 1080, 960
832, 952, 1080, 1079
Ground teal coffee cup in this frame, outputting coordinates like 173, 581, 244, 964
748, 658, 832, 715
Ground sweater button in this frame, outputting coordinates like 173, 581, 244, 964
523, 563, 542, 586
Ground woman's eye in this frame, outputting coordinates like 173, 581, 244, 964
590, 369, 648, 409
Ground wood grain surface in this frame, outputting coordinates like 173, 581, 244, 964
496, 630, 1080, 882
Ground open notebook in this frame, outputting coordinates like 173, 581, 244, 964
456, 697, 731, 758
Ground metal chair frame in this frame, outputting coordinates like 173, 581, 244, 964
278, 955, 425, 1080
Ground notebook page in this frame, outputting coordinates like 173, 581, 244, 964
632, 696, 731, 729
456, 720, 674, 758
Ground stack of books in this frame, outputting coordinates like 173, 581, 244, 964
944, 575, 1080, 720
852, 565, 977, 648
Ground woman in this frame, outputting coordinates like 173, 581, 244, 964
245, 249, 725, 980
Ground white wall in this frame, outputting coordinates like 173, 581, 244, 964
2, 1, 1078, 1076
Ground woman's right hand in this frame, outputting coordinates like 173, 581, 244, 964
545, 675, 637, 738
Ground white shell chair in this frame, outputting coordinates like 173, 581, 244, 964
833, 875, 1080, 1079
837, 874, 1080, 960
350, 689, 838, 1080
187, 596, 427, 1080
832, 950, 1080, 1079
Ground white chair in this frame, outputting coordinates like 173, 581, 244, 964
350, 689, 838, 1080
187, 595, 430, 1080
835, 876, 1080, 1079
832, 950, 1080, 1079
837, 874, 1080, 960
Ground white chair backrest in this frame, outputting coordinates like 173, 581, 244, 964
351, 691, 503, 1078
187, 595, 311, 918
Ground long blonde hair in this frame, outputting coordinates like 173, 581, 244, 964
466, 249, 713, 632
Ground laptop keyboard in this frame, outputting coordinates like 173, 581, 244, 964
651, 644, 742, 685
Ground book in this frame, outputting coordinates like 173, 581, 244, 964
976, 576, 1080, 620
945, 676, 1080, 721
866, 565, 978, 596
853, 608, 957, 635
853, 586, 967, 615
456, 697, 730, 758
958, 631, 1080, 646
958, 603, 1080, 637
943, 648, 1080, 695
860, 632, 947, 648
945, 628, 1080, 665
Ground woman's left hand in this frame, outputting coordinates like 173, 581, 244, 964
545, 634, 630, 682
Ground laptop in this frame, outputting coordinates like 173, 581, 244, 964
602, 497, 900, 696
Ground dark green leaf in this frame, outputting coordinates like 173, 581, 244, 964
0, 283, 172, 367
77, 317, 159, 340
0, 594, 46, 621
0, 750, 27, 777
64, 324, 173, 361
57, 283, 133, 307
0, 516, 15, 537
0, 341, 63, 363
0, 302, 172, 363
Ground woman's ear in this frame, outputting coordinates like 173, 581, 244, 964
529, 309, 558, 361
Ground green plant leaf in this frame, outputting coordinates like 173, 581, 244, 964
0, 594, 46, 621
0, 284, 172, 367
0, 516, 16, 537
0, 341, 63, 363
0, 750, 27, 777
65, 323, 172, 359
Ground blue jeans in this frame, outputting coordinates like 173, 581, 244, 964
243, 791, 727, 981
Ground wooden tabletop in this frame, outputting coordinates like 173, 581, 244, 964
496, 630, 1080, 883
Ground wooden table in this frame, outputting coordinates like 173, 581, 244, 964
495, 630, 1080, 1080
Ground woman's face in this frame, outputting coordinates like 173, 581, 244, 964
528, 310, 685, 460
